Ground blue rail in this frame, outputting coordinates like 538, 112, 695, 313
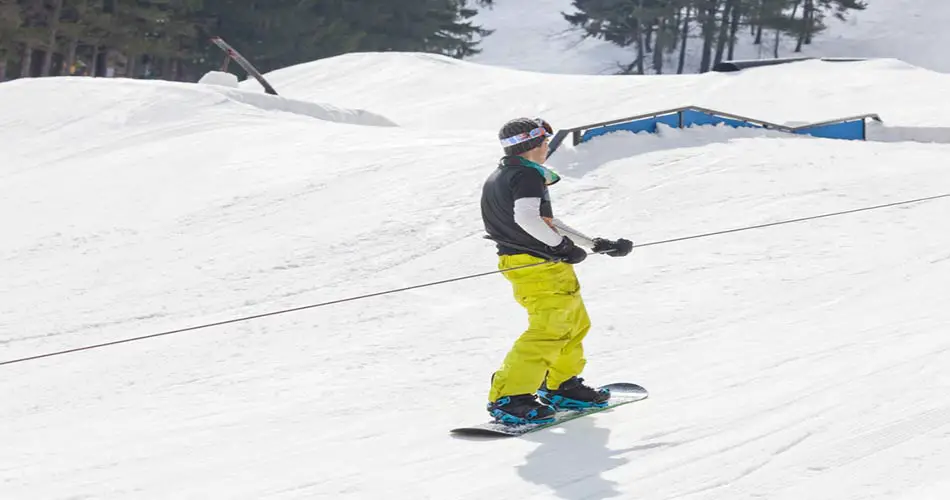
546, 107, 882, 157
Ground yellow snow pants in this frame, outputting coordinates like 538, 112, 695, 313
488, 254, 591, 402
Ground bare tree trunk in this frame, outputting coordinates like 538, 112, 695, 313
699, 0, 719, 73
773, 29, 780, 58
68, 0, 86, 72
645, 22, 654, 52
66, 37, 78, 70
678, 7, 691, 74
21, 43, 35, 77
90, 44, 99, 76
54, 53, 63, 75
804, 0, 815, 44
793, 0, 807, 52
104, 48, 119, 76
674, 8, 683, 50
727, 1, 741, 60
653, 17, 666, 74
41, 0, 65, 76
127, 55, 137, 78
0, 58, 7, 81
753, 0, 765, 45
635, 23, 646, 74
162, 57, 173, 79
714, 0, 734, 65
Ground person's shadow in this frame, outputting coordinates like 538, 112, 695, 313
517, 417, 675, 500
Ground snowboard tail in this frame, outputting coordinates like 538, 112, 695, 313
450, 382, 648, 438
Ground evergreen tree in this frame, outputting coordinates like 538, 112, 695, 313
564, 0, 866, 74
565, 0, 682, 75
200, 0, 491, 74
793, 0, 866, 52
1, 0, 492, 81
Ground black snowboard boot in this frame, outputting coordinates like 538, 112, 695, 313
487, 394, 556, 425
538, 377, 610, 410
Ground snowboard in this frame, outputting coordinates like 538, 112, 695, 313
450, 382, 648, 438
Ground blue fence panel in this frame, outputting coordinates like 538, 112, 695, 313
793, 120, 865, 140
581, 117, 656, 142
655, 112, 681, 130
580, 112, 681, 143
681, 109, 763, 130
559, 108, 877, 155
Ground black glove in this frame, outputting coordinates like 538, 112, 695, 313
551, 237, 587, 264
592, 237, 633, 257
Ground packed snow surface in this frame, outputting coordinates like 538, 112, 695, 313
3, 55, 950, 499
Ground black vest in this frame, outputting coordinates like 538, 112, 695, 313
480, 156, 556, 257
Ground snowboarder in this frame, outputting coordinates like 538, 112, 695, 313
481, 117, 634, 425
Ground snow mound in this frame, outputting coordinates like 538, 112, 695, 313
249, 53, 950, 135
198, 70, 240, 88
0, 77, 396, 137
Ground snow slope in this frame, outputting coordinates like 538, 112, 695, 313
4, 57, 950, 499
470, 0, 950, 75
251, 53, 950, 141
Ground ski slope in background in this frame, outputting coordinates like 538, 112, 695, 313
3, 55, 950, 499
470, 0, 950, 75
